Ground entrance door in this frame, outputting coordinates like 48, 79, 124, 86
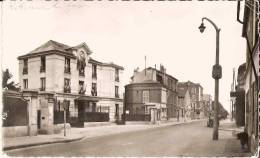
115, 104, 119, 120
78, 101, 85, 122
37, 110, 41, 129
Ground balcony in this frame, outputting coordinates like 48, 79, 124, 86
79, 87, 86, 94
91, 89, 97, 96
115, 93, 119, 98
79, 71, 85, 76
92, 73, 97, 79
64, 67, 71, 74
40, 66, 46, 73
22, 68, 28, 75
40, 87, 45, 91
115, 77, 119, 82
64, 86, 71, 93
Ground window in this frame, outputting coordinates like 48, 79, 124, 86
92, 64, 97, 79
115, 68, 119, 82
115, 86, 119, 98
23, 59, 28, 74
40, 78, 46, 91
64, 78, 71, 93
142, 90, 149, 103
91, 83, 97, 96
40, 56, 46, 72
64, 58, 71, 74
79, 81, 85, 94
23, 79, 28, 89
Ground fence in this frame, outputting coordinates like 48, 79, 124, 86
3, 95, 28, 127
84, 112, 109, 122
124, 114, 151, 121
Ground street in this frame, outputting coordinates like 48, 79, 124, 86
5, 120, 251, 157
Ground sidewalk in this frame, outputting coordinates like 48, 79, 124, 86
218, 119, 251, 157
2, 119, 203, 151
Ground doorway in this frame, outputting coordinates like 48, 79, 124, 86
37, 110, 41, 129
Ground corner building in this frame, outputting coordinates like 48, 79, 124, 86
18, 40, 124, 131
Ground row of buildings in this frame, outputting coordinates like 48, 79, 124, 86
3, 39, 213, 137
230, 0, 259, 154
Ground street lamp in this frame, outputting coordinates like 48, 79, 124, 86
199, 17, 222, 140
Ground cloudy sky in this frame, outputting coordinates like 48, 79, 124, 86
1, 1, 246, 112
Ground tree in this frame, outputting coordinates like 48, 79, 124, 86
2, 69, 19, 91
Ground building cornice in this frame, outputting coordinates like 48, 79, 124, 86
17, 50, 76, 60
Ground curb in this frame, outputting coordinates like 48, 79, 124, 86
3, 135, 84, 151
3, 119, 204, 151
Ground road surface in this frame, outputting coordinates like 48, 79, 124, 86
5, 120, 250, 157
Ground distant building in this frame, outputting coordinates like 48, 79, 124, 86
17, 40, 124, 133
177, 87, 191, 121
125, 65, 178, 122
201, 94, 212, 118
177, 81, 204, 119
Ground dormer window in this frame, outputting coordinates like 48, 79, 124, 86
40, 56, 46, 73
78, 50, 86, 76
23, 59, 28, 74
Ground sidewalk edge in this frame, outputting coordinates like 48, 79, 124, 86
3, 136, 84, 151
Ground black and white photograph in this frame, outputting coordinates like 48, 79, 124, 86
0, 0, 259, 157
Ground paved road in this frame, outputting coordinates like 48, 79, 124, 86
5, 120, 250, 157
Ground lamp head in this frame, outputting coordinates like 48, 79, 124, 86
199, 22, 206, 33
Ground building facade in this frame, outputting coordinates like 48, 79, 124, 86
18, 40, 124, 132
236, 0, 259, 153
125, 65, 178, 122
177, 81, 204, 119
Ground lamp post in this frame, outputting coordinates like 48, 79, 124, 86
199, 17, 222, 140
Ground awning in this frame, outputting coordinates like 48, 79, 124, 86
75, 96, 100, 102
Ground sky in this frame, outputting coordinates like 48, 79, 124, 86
1, 1, 247, 112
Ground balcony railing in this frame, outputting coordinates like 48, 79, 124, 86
64, 86, 71, 93
92, 73, 97, 79
115, 93, 119, 98
40, 66, 46, 73
22, 68, 28, 75
64, 67, 71, 74
115, 77, 119, 82
79, 87, 86, 94
40, 87, 45, 91
79, 71, 85, 76
91, 89, 97, 96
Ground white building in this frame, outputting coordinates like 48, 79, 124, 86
18, 40, 124, 133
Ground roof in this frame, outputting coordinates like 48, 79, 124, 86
89, 58, 124, 70
147, 67, 178, 81
18, 40, 95, 59
178, 81, 203, 88
125, 80, 161, 88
